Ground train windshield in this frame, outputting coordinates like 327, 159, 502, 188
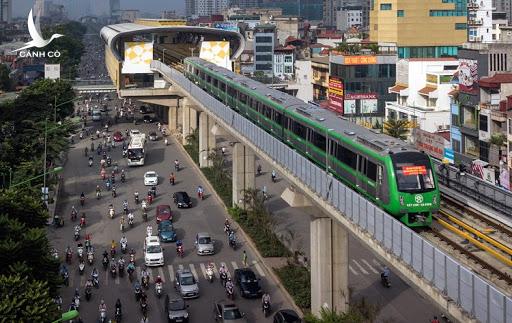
391, 152, 435, 193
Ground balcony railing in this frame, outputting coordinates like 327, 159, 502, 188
467, 1, 479, 9
490, 109, 507, 122
468, 19, 483, 26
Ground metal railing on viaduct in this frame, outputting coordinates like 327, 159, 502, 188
150, 60, 511, 323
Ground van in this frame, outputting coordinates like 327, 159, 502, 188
144, 236, 164, 266
92, 110, 102, 121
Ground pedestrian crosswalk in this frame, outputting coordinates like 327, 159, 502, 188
68, 259, 266, 288
348, 258, 384, 276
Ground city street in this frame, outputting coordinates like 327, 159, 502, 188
49, 102, 293, 322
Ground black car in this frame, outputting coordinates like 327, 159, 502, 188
139, 105, 151, 114
213, 300, 247, 322
233, 268, 262, 298
273, 309, 301, 323
143, 115, 153, 123
165, 296, 190, 323
173, 191, 192, 208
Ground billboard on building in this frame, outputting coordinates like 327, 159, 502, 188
328, 76, 344, 113
343, 100, 356, 114
122, 42, 154, 74
44, 64, 60, 80
343, 55, 377, 65
456, 59, 478, 94
212, 22, 239, 32
200, 41, 232, 71
361, 99, 378, 113
412, 128, 450, 160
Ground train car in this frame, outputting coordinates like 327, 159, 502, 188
183, 57, 440, 227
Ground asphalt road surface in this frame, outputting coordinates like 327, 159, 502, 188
49, 102, 293, 323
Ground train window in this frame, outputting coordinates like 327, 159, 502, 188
206, 74, 211, 83
194, 69, 199, 76
367, 161, 377, 182
329, 141, 337, 156
227, 86, 236, 97
358, 156, 367, 174
240, 93, 247, 104
281, 116, 289, 128
312, 131, 326, 149
336, 145, 357, 169
292, 121, 307, 139
273, 111, 282, 125
263, 105, 272, 118
219, 82, 226, 91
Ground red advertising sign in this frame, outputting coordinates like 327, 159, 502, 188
402, 165, 427, 176
345, 93, 378, 100
328, 76, 344, 113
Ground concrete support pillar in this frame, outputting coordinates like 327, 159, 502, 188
198, 112, 216, 168
310, 217, 349, 316
168, 104, 178, 133
181, 99, 197, 145
232, 143, 255, 207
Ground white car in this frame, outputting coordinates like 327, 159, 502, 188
144, 171, 158, 186
130, 129, 141, 137
144, 236, 164, 266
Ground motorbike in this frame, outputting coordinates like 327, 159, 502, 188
175, 163, 179, 172
220, 272, 228, 287
85, 286, 92, 301
120, 222, 125, 232
107, 158, 112, 167
99, 308, 107, 323
62, 270, 69, 286
80, 216, 86, 227
155, 282, 163, 298
121, 173, 126, 183
381, 273, 391, 288
271, 173, 276, 183
206, 266, 214, 283
88, 159, 93, 167
111, 246, 116, 258
129, 250, 135, 264
257, 165, 262, 176
110, 264, 117, 278
177, 245, 184, 258
87, 251, 94, 265
109, 208, 115, 219
142, 275, 149, 289
53, 215, 64, 228
127, 265, 135, 281
77, 246, 84, 261
197, 191, 204, 200
123, 206, 128, 216
229, 237, 237, 250
121, 241, 127, 253
140, 299, 148, 316
66, 250, 72, 264
112, 188, 117, 198
224, 224, 231, 235
134, 285, 142, 301
115, 307, 122, 322
143, 211, 148, 222
226, 285, 234, 300
73, 295, 80, 310
134, 193, 139, 204
71, 210, 77, 221
80, 196, 85, 206
96, 191, 101, 199
118, 262, 125, 277
102, 256, 109, 270
92, 273, 99, 288
74, 227, 80, 241
128, 214, 134, 227
263, 300, 271, 317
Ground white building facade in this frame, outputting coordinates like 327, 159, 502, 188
468, 0, 493, 43
336, 6, 362, 31
386, 58, 459, 135
273, 47, 295, 80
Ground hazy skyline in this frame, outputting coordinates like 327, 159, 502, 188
13, 0, 185, 19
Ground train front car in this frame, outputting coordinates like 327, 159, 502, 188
386, 151, 440, 227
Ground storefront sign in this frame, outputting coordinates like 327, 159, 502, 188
328, 76, 344, 113
345, 93, 377, 100
412, 128, 450, 160
343, 55, 377, 65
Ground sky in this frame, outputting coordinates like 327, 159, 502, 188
13, 0, 185, 19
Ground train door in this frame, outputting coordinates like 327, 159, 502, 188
376, 165, 386, 202
357, 155, 367, 192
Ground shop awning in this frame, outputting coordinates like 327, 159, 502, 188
388, 84, 408, 96
418, 86, 438, 98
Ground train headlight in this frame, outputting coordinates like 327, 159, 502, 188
399, 196, 404, 206
432, 195, 437, 205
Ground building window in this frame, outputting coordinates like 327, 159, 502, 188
255, 46, 272, 52
256, 54, 272, 61
430, 10, 466, 16
284, 56, 292, 63
455, 23, 467, 30
388, 109, 397, 120
452, 139, 461, 152
380, 3, 392, 10
452, 113, 460, 127
397, 10, 404, 17
399, 112, 408, 120
255, 36, 273, 43
284, 66, 292, 73
479, 114, 488, 132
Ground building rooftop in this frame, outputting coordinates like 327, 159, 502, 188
310, 56, 330, 64
479, 73, 512, 87
309, 43, 332, 48
407, 58, 458, 62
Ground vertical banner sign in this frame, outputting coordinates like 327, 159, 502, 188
328, 76, 344, 114
199, 41, 232, 71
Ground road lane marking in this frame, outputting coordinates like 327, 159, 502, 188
252, 261, 266, 277
231, 261, 239, 270
189, 264, 199, 280
352, 260, 369, 275
361, 259, 379, 274
199, 263, 208, 279
158, 267, 166, 282
349, 265, 358, 275
167, 265, 174, 282
178, 264, 184, 271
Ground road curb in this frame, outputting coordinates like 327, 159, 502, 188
169, 132, 305, 318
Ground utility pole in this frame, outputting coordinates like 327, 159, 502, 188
43, 118, 48, 205
54, 96, 57, 123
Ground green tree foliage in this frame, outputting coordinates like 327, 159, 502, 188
303, 298, 381, 323
274, 264, 311, 308
0, 189, 49, 228
0, 64, 12, 91
43, 21, 86, 79
0, 274, 59, 322
383, 118, 409, 140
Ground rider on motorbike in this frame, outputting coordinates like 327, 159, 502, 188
120, 235, 127, 247
262, 293, 271, 308
225, 278, 234, 291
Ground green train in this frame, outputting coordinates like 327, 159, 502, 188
184, 57, 440, 227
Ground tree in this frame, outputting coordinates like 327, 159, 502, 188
0, 190, 49, 228
490, 133, 507, 164
383, 118, 409, 140
0, 64, 12, 91
0, 274, 59, 322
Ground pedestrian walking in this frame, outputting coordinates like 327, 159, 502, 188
242, 250, 248, 267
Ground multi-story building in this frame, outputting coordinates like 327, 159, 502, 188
195, 0, 229, 16
467, 0, 493, 43
492, 12, 508, 42
0, 0, 11, 23
451, 34, 512, 165
261, 0, 324, 22
293, 59, 314, 102
253, 24, 276, 76
323, 0, 338, 27
231, 0, 261, 8
386, 58, 458, 135
336, 6, 363, 31
329, 51, 397, 125
186, 0, 196, 17
311, 56, 330, 101
109, 0, 120, 18
369, 0, 467, 58
494, 0, 512, 25
273, 16, 303, 46
273, 45, 295, 79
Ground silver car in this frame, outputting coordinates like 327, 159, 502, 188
195, 232, 215, 255
175, 269, 199, 299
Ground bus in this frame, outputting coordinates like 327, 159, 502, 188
127, 134, 146, 166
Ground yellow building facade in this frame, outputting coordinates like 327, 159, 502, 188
369, 0, 468, 58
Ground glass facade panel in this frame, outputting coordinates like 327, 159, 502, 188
397, 10, 404, 17
380, 3, 392, 10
